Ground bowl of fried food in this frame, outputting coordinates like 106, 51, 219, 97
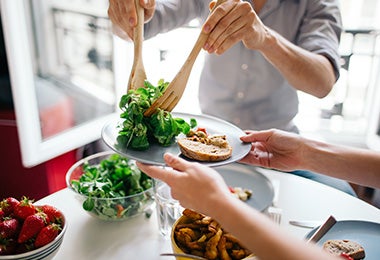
66, 151, 154, 221
171, 208, 256, 260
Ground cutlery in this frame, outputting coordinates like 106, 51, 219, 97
143, 0, 227, 116
160, 253, 207, 260
266, 179, 282, 224
128, 0, 147, 91
289, 220, 322, 228
307, 215, 337, 243
267, 206, 282, 225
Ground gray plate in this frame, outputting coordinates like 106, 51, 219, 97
101, 112, 251, 167
305, 220, 380, 260
216, 163, 274, 212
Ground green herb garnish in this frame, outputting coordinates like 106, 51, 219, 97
70, 153, 153, 220
117, 79, 197, 150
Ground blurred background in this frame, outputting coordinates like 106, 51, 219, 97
0, 0, 379, 208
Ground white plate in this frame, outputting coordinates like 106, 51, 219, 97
101, 112, 251, 167
216, 163, 274, 212
305, 220, 380, 260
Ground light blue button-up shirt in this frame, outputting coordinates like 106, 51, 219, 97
145, 0, 342, 132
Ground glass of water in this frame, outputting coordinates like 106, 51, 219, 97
153, 179, 183, 237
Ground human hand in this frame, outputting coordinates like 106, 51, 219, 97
136, 153, 232, 215
239, 129, 305, 172
108, 0, 155, 40
202, 0, 269, 54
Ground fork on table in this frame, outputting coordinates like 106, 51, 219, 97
266, 179, 282, 225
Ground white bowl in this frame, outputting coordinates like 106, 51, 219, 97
0, 213, 67, 260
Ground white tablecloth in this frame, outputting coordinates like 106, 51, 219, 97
37, 168, 380, 260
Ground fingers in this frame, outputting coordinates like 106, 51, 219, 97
111, 24, 132, 41
110, 0, 136, 27
209, 20, 246, 54
135, 153, 191, 183
135, 161, 173, 183
163, 153, 194, 172
108, 0, 148, 39
203, 0, 236, 34
240, 129, 273, 143
203, 1, 256, 54
205, 2, 244, 53
209, 0, 217, 11
239, 143, 270, 167
140, 0, 156, 22
140, 0, 155, 8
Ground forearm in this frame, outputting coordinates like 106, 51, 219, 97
209, 196, 338, 260
301, 138, 380, 189
259, 28, 335, 98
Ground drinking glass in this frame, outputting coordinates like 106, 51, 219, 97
153, 179, 183, 237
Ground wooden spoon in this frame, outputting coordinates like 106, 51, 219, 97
127, 0, 147, 90
143, 0, 227, 116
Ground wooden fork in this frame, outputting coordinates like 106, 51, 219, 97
128, 0, 147, 91
143, 0, 227, 116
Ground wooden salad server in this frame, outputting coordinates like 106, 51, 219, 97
127, 0, 147, 91
144, 0, 228, 116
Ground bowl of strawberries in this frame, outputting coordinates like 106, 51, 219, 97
0, 196, 66, 259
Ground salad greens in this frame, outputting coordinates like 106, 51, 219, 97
70, 153, 153, 220
117, 79, 197, 150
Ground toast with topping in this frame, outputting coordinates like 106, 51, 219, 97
177, 128, 232, 162
323, 239, 365, 260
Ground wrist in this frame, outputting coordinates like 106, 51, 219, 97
258, 27, 278, 53
302, 138, 334, 173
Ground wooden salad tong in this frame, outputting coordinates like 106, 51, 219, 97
128, 0, 147, 91
144, 0, 227, 116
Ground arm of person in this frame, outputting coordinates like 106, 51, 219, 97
302, 137, 380, 189
136, 153, 340, 260
202, 0, 341, 98
211, 194, 340, 260
258, 30, 336, 98
240, 129, 380, 189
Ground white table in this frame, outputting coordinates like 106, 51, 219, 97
37, 168, 380, 260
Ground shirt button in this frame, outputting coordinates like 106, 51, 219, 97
236, 92, 244, 99
241, 64, 248, 70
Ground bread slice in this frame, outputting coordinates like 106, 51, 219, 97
323, 239, 365, 260
177, 135, 232, 162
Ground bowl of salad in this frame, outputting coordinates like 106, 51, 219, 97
66, 151, 154, 221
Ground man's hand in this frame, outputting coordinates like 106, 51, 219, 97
108, 0, 156, 40
202, 0, 268, 54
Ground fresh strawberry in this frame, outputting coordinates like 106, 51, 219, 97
0, 238, 17, 255
0, 218, 20, 239
17, 212, 49, 243
0, 197, 20, 216
14, 240, 34, 254
40, 205, 63, 224
0, 209, 4, 220
13, 197, 36, 220
34, 223, 61, 248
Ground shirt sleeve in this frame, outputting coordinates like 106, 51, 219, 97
144, 0, 209, 39
296, 0, 342, 81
